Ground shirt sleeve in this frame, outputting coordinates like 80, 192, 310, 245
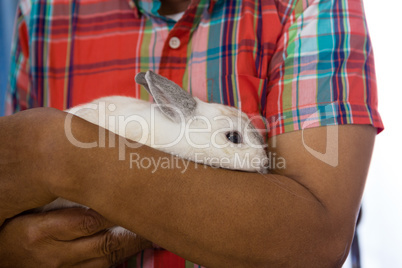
6, 0, 33, 115
265, 0, 384, 137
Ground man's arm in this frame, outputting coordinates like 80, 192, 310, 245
0, 108, 376, 267
50, 110, 375, 267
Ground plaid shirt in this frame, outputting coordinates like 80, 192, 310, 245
7, 0, 383, 266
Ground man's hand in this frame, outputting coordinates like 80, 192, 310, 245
0, 208, 152, 268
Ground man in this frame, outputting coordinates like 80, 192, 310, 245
0, 0, 383, 267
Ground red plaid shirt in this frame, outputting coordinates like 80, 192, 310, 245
7, 0, 383, 266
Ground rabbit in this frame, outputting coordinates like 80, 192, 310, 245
38, 70, 269, 237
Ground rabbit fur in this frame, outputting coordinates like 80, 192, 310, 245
39, 70, 268, 237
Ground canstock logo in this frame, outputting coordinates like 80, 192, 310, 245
301, 108, 339, 167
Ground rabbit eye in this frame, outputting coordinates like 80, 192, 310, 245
225, 131, 242, 144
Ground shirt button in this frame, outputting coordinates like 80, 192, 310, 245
169, 37, 181, 49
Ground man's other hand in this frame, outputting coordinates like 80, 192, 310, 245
0, 208, 152, 267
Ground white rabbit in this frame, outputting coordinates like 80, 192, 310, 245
39, 70, 268, 237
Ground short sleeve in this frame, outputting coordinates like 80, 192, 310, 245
6, 0, 33, 115
265, 0, 384, 137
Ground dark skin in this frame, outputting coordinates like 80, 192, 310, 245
0, 208, 152, 267
0, 3, 193, 267
0, 107, 375, 267
0, 2, 193, 267
0, 0, 376, 267
158, 0, 191, 15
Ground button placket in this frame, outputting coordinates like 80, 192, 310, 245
159, 18, 190, 85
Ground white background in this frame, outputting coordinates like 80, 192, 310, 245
344, 0, 402, 267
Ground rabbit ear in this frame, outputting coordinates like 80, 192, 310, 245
135, 71, 197, 122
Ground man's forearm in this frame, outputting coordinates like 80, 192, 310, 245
45, 112, 346, 267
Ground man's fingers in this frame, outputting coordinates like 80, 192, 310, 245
67, 229, 140, 265
0, 210, 148, 267
39, 207, 115, 240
